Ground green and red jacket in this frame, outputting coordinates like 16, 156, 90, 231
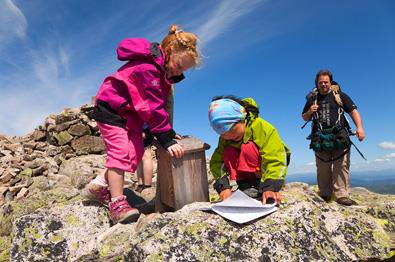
210, 98, 290, 193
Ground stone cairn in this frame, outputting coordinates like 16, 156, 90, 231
0, 105, 105, 206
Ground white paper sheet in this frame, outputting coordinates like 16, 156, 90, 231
203, 190, 277, 224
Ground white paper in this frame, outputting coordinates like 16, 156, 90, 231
204, 190, 277, 224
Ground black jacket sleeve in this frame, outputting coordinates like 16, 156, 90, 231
152, 129, 177, 149
213, 176, 231, 194
258, 179, 284, 194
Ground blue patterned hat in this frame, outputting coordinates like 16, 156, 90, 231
208, 99, 246, 135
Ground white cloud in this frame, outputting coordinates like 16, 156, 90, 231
378, 141, 395, 150
374, 158, 390, 162
0, 0, 27, 46
195, 0, 263, 45
383, 153, 395, 159
0, 1, 267, 136
0, 40, 103, 136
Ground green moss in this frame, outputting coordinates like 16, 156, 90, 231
0, 236, 11, 262
372, 228, 390, 247
0, 215, 13, 236
99, 244, 110, 258
50, 233, 64, 243
54, 131, 73, 146
146, 253, 164, 262
182, 222, 208, 236
65, 215, 78, 226
71, 242, 79, 251
284, 218, 297, 239
23, 227, 42, 239
209, 194, 220, 203
18, 236, 32, 253
218, 236, 228, 247
19, 168, 33, 177
11, 188, 79, 219
376, 218, 389, 228
98, 228, 133, 259
192, 243, 214, 260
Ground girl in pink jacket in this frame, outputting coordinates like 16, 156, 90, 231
82, 25, 200, 224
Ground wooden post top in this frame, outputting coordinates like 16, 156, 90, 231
175, 135, 210, 154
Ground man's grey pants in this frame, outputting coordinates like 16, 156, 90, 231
315, 149, 350, 198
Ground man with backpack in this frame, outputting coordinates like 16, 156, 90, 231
302, 69, 365, 206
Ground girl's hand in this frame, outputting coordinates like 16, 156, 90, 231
167, 143, 184, 158
219, 189, 232, 201
262, 191, 282, 205
174, 134, 182, 140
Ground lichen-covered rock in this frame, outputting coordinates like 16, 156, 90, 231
6, 183, 395, 262
120, 184, 393, 261
71, 135, 105, 155
10, 202, 110, 262
54, 131, 73, 146
59, 155, 105, 189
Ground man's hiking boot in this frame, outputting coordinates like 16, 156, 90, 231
336, 197, 354, 206
109, 195, 140, 224
320, 195, 331, 202
81, 182, 111, 207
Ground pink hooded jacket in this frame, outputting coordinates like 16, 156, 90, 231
95, 38, 180, 137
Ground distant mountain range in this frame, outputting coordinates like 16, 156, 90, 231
287, 169, 395, 194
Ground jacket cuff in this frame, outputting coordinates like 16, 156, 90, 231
258, 179, 284, 194
153, 129, 177, 149
214, 176, 231, 194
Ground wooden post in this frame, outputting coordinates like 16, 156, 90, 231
156, 136, 210, 211
155, 85, 174, 212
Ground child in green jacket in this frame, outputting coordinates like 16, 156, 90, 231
208, 96, 290, 204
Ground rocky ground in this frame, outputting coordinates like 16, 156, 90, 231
0, 104, 394, 261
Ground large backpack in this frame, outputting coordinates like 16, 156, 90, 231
306, 81, 343, 107
302, 83, 367, 161
304, 82, 352, 160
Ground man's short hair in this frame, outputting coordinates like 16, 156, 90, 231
315, 69, 333, 86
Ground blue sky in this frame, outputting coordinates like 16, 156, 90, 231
1, 0, 395, 176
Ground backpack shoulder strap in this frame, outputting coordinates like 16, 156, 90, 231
331, 84, 343, 107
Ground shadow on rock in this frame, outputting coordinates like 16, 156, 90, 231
124, 188, 155, 214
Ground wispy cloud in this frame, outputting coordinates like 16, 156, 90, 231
374, 158, 391, 162
0, 0, 27, 48
0, 2, 120, 136
0, 0, 266, 136
383, 153, 395, 159
378, 141, 395, 150
195, 0, 263, 46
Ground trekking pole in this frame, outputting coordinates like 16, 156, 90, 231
301, 120, 310, 129
350, 140, 367, 160
348, 130, 367, 161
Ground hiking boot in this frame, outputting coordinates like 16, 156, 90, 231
336, 197, 354, 206
81, 182, 111, 207
135, 184, 152, 193
320, 195, 331, 202
109, 195, 140, 224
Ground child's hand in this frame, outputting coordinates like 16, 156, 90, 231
174, 134, 182, 139
219, 189, 232, 201
167, 143, 184, 158
262, 191, 282, 205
